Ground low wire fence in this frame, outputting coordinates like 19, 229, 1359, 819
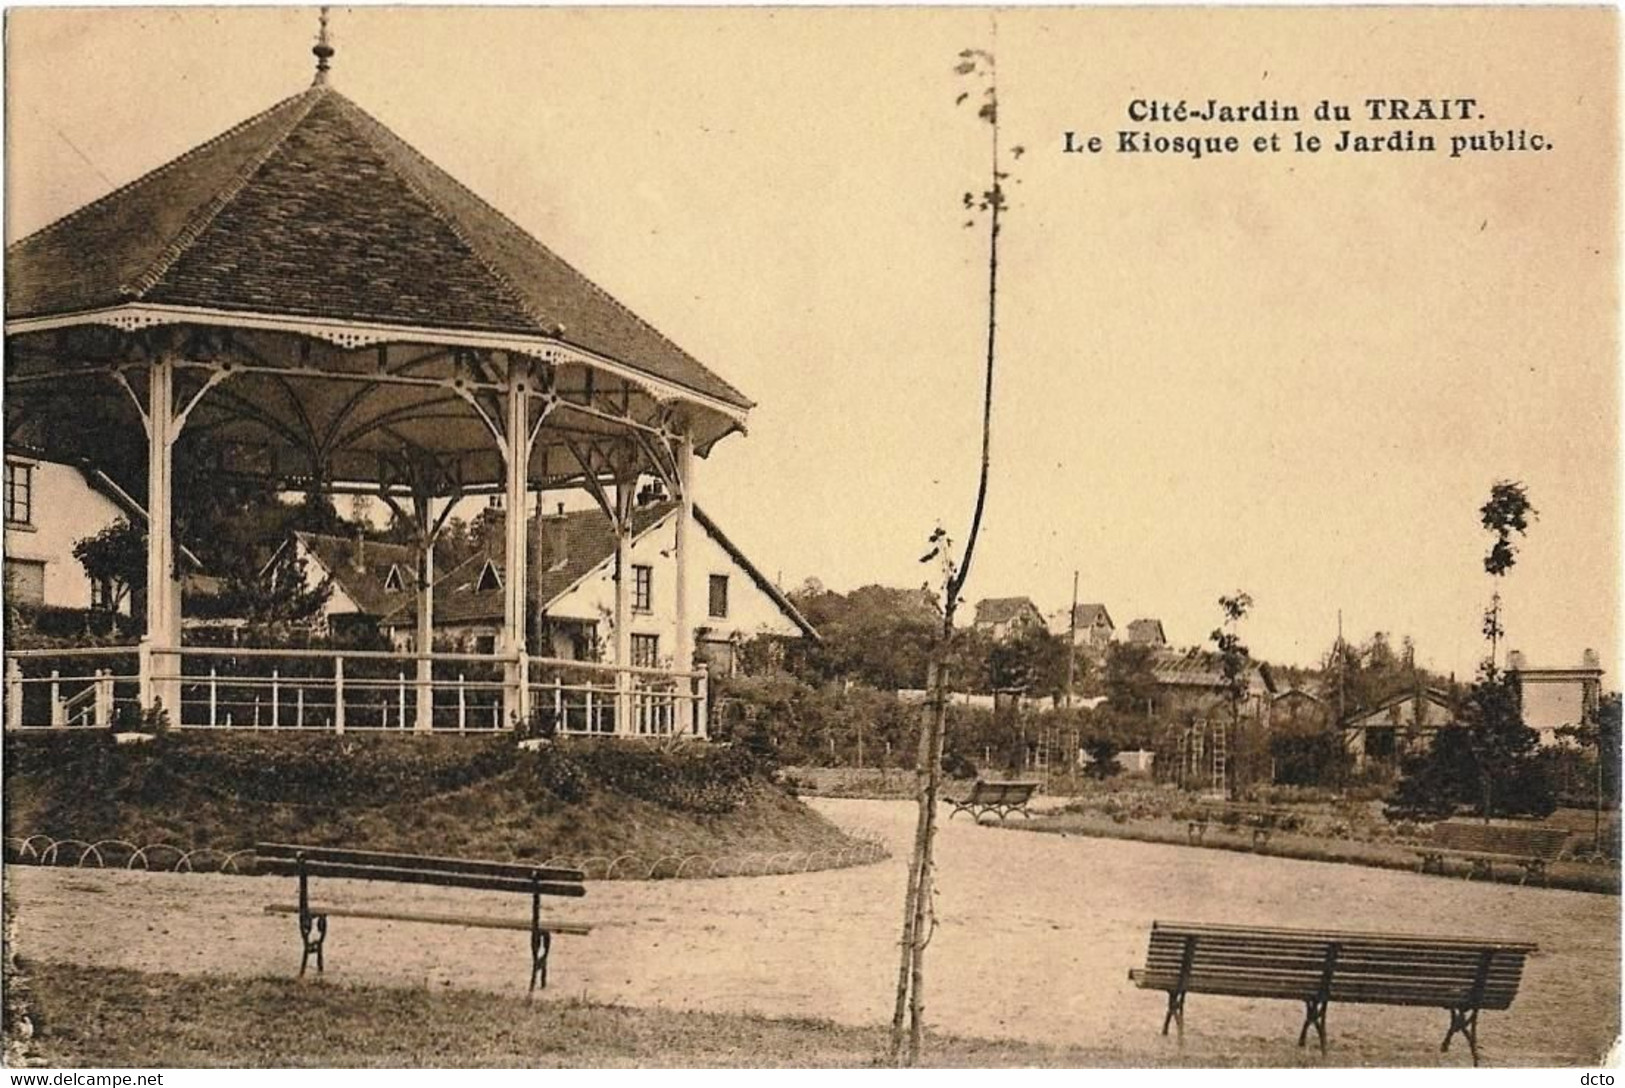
4, 834, 889, 881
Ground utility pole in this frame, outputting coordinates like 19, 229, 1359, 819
1064, 569, 1079, 709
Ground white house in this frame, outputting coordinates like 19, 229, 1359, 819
1506, 649, 1606, 746
260, 530, 422, 634
378, 499, 816, 673
3, 448, 202, 613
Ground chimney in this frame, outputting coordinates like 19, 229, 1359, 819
1506, 649, 1526, 672
1583, 648, 1600, 670
353, 527, 366, 571
542, 504, 569, 572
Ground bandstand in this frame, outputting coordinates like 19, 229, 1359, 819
4, 27, 752, 737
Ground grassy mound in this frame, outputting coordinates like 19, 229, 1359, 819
11, 961, 1247, 1068
3, 732, 875, 874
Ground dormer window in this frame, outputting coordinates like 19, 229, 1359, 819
477, 559, 503, 593
384, 564, 406, 592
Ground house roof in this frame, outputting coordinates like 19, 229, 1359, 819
1125, 618, 1167, 645
284, 531, 420, 618
1342, 687, 1457, 729
1150, 649, 1276, 694
6, 83, 751, 412
1072, 603, 1113, 629
973, 597, 1042, 626
379, 503, 818, 640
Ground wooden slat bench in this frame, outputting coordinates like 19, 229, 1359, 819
257, 842, 591, 993
1185, 803, 1295, 849
946, 780, 1040, 822
1414, 822, 1570, 885
1128, 920, 1536, 1065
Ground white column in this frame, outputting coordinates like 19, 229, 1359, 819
414, 530, 434, 733
613, 478, 634, 733
501, 370, 531, 728
673, 432, 695, 675
141, 354, 180, 717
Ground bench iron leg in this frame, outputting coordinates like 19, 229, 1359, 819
1442, 1006, 1481, 1065
298, 913, 327, 977
1161, 989, 1187, 1040
1298, 998, 1329, 1053
529, 929, 552, 994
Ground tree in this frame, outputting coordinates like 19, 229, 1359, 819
987, 624, 1066, 697
1209, 592, 1253, 798
891, 37, 1016, 1067
1390, 482, 1550, 820
1102, 641, 1158, 716
1479, 480, 1536, 669
73, 519, 147, 613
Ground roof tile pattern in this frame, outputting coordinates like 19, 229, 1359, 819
8, 86, 751, 410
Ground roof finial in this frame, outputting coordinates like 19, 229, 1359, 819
312, 6, 335, 85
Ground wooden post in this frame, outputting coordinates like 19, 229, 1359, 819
6, 658, 21, 729
673, 432, 695, 674
333, 656, 345, 735
415, 540, 435, 733
695, 663, 709, 738
397, 672, 407, 729
142, 353, 181, 716
95, 669, 112, 727
271, 668, 281, 729
613, 478, 634, 734
457, 673, 467, 733
208, 667, 218, 727
48, 669, 63, 727
501, 366, 532, 730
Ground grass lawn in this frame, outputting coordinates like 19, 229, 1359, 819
12, 960, 1271, 1068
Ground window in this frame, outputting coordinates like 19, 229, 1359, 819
1365, 727, 1397, 760
5, 462, 33, 526
632, 564, 653, 611
708, 574, 729, 619
631, 633, 659, 668
4, 559, 45, 605
476, 560, 503, 593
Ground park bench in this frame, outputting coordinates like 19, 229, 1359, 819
1414, 821, 1570, 886
946, 780, 1040, 822
1186, 803, 1295, 849
1128, 920, 1536, 1066
257, 842, 591, 993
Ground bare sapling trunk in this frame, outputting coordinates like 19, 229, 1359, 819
890, 35, 1008, 1067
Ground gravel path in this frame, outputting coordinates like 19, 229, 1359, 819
9, 797, 1618, 1065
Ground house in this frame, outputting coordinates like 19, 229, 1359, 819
1146, 648, 1276, 721
261, 531, 423, 636
972, 597, 1047, 641
379, 500, 816, 673
1124, 618, 1168, 647
1507, 649, 1605, 746
1341, 687, 1459, 768
1053, 602, 1115, 648
1269, 688, 1333, 733
4, 448, 204, 613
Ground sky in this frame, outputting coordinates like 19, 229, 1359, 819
5, 6, 1618, 679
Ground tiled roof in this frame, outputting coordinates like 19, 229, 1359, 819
973, 597, 1041, 626
1150, 649, 1275, 694
6, 85, 751, 411
382, 502, 679, 628
1125, 618, 1167, 645
293, 531, 420, 618
1072, 603, 1112, 628
379, 502, 817, 640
